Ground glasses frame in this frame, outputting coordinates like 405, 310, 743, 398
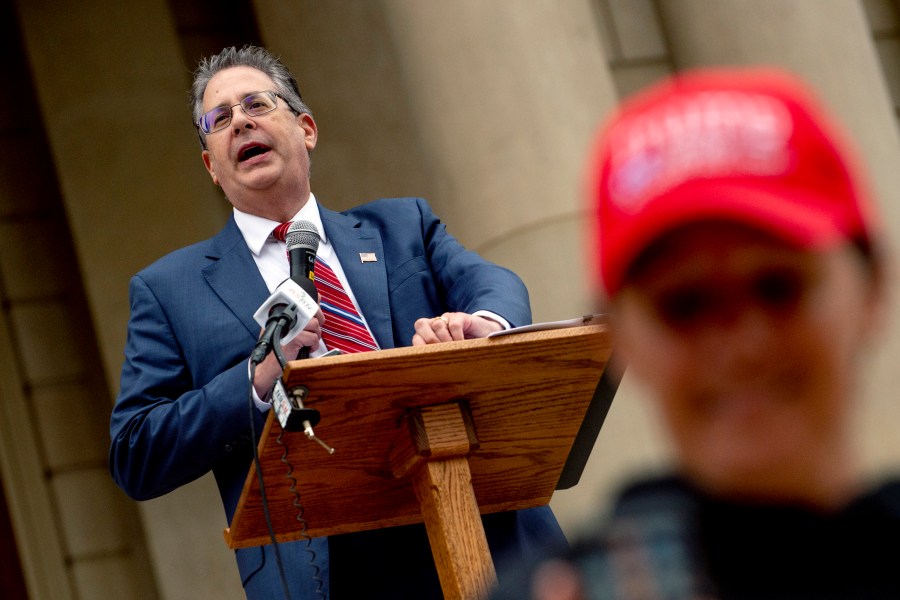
196, 90, 286, 136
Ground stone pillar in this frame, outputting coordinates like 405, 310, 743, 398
658, 0, 900, 477
16, 2, 238, 599
16, 0, 228, 393
378, 0, 619, 323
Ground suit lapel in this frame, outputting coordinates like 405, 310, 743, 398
320, 208, 393, 349
202, 217, 270, 339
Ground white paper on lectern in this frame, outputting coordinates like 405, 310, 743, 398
487, 313, 607, 338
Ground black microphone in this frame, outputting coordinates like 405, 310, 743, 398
250, 303, 299, 364
285, 221, 320, 358
285, 220, 320, 303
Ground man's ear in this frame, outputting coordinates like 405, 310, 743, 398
298, 113, 318, 152
202, 150, 219, 186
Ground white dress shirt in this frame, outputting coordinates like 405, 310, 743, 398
233, 193, 379, 357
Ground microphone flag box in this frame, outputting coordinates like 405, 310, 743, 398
253, 278, 319, 344
271, 379, 301, 431
270, 379, 320, 432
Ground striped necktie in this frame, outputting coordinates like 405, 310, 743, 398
312, 257, 379, 354
273, 222, 378, 354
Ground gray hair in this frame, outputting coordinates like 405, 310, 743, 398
191, 45, 312, 149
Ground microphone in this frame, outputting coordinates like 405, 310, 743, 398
272, 221, 335, 451
285, 220, 320, 303
250, 278, 319, 363
286, 221, 320, 359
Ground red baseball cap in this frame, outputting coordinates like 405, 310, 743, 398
590, 67, 878, 296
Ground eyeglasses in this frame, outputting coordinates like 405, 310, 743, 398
197, 90, 284, 135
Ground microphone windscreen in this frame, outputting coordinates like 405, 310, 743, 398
286, 220, 320, 251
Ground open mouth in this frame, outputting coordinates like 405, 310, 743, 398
238, 143, 272, 162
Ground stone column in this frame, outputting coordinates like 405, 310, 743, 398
16, 0, 228, 392
378, 0, 619, 323
16, 2, 237, 599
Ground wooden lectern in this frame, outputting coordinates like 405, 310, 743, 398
225, 323, 612, 600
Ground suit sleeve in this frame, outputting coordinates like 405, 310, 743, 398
418, 199, 532, 327
109, 274, 258, 501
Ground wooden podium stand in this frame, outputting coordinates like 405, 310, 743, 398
225, 323, 612, 599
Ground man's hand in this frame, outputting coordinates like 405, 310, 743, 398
411, 312, 503, 346
252, 308, 324, 398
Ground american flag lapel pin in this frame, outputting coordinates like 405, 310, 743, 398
359, 252, 377, 263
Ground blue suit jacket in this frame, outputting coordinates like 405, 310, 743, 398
110, 198, 565, 599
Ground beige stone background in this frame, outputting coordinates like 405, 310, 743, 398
0, 0, 898, 598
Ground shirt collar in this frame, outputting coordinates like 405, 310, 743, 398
233, 193, 326, 256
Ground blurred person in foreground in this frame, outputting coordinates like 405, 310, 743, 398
492, 68, 900, 599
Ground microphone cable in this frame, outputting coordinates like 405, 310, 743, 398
248, 308, 327, 599
276, 427, 326, 599
248, 310, 295, 600
271, 320, 326, 598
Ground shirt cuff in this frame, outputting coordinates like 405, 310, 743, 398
472, 310, 511, 331
247, 360, 273, 413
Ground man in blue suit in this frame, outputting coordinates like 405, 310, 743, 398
109, 45, 566, 599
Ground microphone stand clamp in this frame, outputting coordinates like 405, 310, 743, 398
271, 381, 335, 454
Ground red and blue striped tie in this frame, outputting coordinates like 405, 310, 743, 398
312, 257, 379, 354
273, 223, 378, 354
